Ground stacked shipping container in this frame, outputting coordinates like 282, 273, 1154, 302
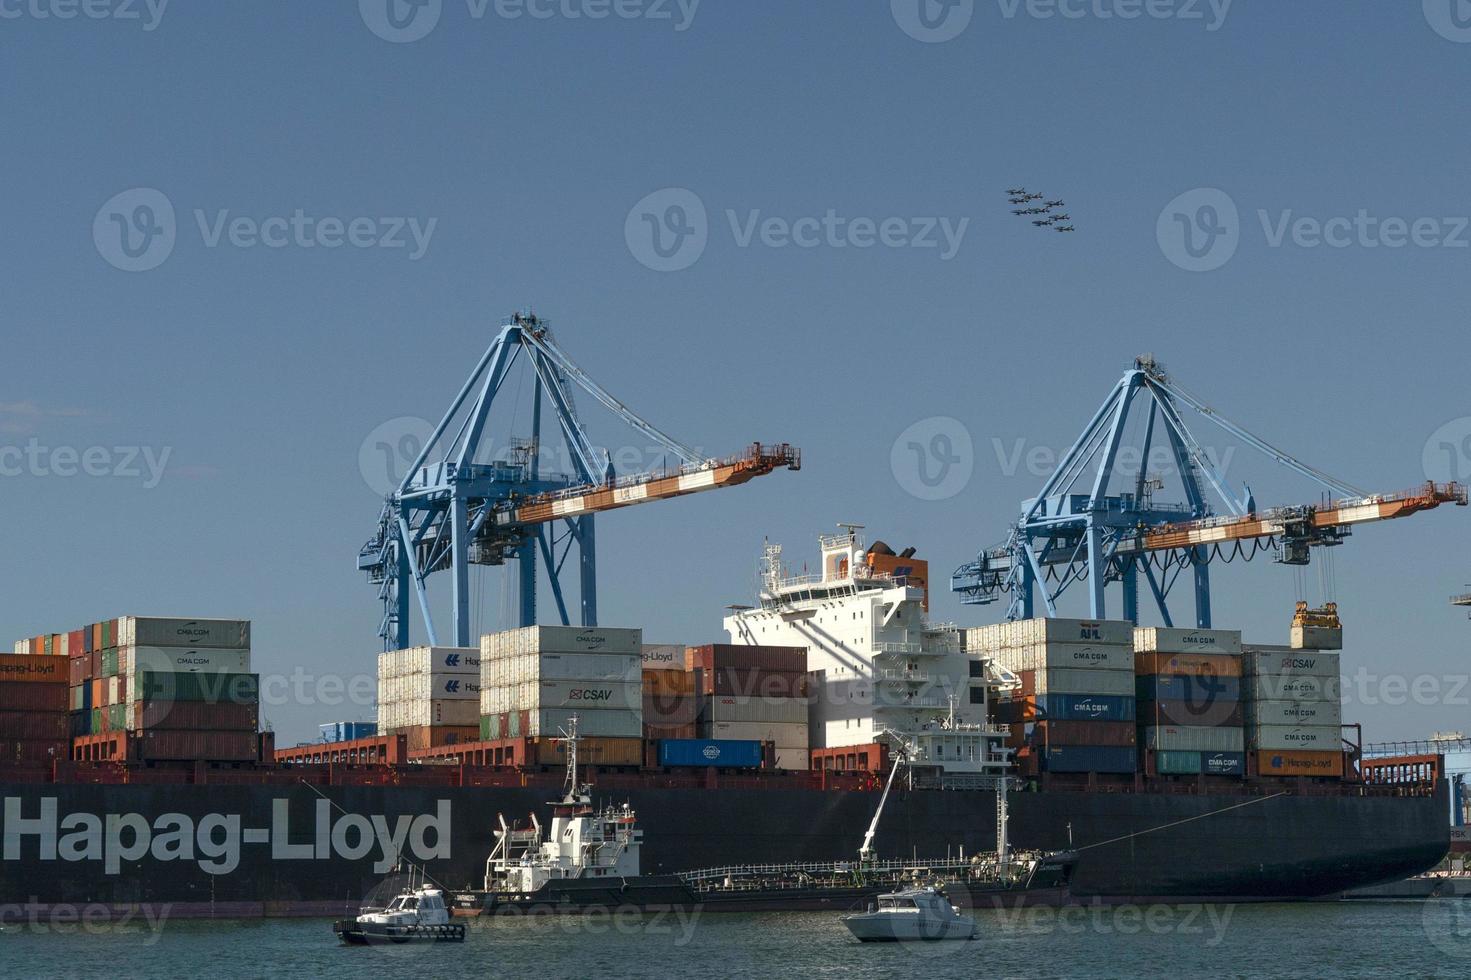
1244, 646, 1344, 777
479, 626, 643, 749
377, 647, 481, 750
0, 651, 68, 764
969, 618, 1137, 774
1135, 628, 1245, 776
687, 644, 808, 770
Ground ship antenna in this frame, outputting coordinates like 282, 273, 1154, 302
556, 714, 583, 803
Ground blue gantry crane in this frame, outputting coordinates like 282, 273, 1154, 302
952, 355, 1465, 627
358, 312, 799, 651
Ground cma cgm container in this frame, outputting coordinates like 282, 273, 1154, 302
1246, 699, 1340, 728
1133, 628, 1243, 655
989, 643, 1135, 674
993, 693, 1136, 723
1251, 726, 1343, 752
483, 625, 642, 658
1153, 750, 1246, 776
658, 738, 765, 768
118, 616, 250, 649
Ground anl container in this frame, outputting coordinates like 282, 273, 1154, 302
657, 738, 765, 768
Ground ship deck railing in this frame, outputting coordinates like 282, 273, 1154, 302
679, 854, 1040, 888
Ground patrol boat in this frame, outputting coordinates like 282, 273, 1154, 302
334, 878, 466, 944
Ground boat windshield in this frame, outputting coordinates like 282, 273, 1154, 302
878, 897, 918, 910
388, 896, 419, 911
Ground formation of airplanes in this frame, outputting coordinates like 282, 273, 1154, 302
1006, 188, 1076, 233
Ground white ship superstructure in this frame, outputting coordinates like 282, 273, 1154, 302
724, 527, 1010, 782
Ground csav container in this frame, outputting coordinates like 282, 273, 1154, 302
657, 738, 765, 768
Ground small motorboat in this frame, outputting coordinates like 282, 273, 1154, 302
333, 883, 466, 945
841, 886, 979, 943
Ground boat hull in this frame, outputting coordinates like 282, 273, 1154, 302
0, 780, 1447, 912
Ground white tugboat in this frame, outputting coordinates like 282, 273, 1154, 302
334, 872, 466, 944
454, 716, 657, 913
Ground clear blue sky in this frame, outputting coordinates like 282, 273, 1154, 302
4, 1, 1470, 744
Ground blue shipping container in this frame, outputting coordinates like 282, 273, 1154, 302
1041, 745, 1137, 774
658, 739, 764, 768
320, 722, 377, 743
1202, 751, 1245, 776
1136, 674, 1240, 703
1040, 693, 1136, 722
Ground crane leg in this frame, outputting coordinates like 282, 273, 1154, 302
578, 515, 597, 627
518, 535, 537, 628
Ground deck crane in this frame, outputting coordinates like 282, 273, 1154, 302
951, 355, 1465, 628
358, 312, 800, 651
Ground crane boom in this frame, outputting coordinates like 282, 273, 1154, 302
496, 443, 800, 528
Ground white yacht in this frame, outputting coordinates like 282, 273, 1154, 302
334, 882, 465, 944
840, 886, 980, 943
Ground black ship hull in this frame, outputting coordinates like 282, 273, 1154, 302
0, 780, 1447, 914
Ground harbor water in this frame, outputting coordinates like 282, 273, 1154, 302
3, 899, 1469, 978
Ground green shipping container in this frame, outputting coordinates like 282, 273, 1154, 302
91, 708, 103, 733
136, 671, 260, 704
1156, 750, 1203, 774
108, 704, 126, 730
103, 619, 115, 648
70, 686, 84, 711
44, 635, 53, 656
101, 649, 118, 678
479, 714, 503, 741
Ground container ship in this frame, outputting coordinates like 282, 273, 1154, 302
0, 534, 1450, 916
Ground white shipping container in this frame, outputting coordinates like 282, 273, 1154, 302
1003, 618, 1134, 648
379, 698, 480, 730
1033, 668, 1137, 697
701, 696, 808, 725
527, 708, 642, 738
121, 646, 253, 676
1143, 725, 1245, 753
1133, 627, 1242, 655
481, 652, 640, 687
380, 674, 482, 703
1243, 650, 1340, 679
964, 625, 1005, 655
378, 647, 481, 680
536, 679, 642, 712
641, 644, 684, 668
1248, 673, 1340, 703
993, 643, 1134, 674
12, 641, 24, 655
119, 616, 251, 650
1250, 725, 1343, 751
1290, 625, 1343, 651
481, 625, 642, 658
1245, 699, 1342, 728
773, 747, 809, 771
707, 720, 809, 748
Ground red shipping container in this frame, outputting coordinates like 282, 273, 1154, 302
0, 655, 66, 683
685, 644, 807, 674
91, 623, 103, 651
0, 711, 68, 740
132, 700, 258, 732
0, 738, 67, 764
29, 637, 43, 656
695, 667, 809, 699
136, 730, 258, 761
0, 682, 68, 712
68, 655, 91, 687
67, 629, 85, 654
1030, 720, 1137, 748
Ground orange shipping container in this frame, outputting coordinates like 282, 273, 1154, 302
1134, 652, 1242, 678
1254, 749, 1344, 778
399, 725, 481, 753
92, 623, 103, 650
0, 655, 67, 684
29, 637, 43, 656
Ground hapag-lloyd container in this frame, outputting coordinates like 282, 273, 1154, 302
378, 646, 481, 680
991, 643, 1134, 674
1142, 725, 1246, 753
0, 655, 67, 684
1246, 699, 1342, 728
380, 674, 483, 703
118, 616, 251, 649
482, 625, 642, 658
1133, 628, 1243, 655
640, 644, 684, 668
1249, 725, 1343, 751
1255, 748, 1344, 777
1027, 668, 1136, 697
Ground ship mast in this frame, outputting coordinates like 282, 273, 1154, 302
858, 733, 910, 865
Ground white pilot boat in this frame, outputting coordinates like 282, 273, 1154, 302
840, 886, 980, 943
333, 880, 466, 944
